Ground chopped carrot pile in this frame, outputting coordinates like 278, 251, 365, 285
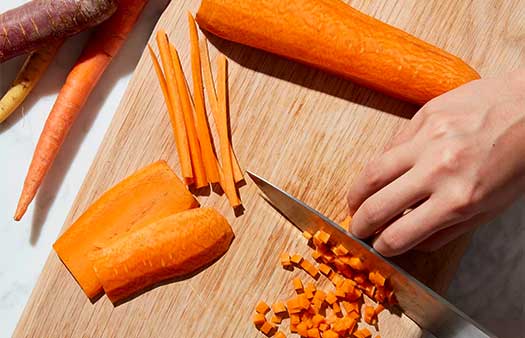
253, 225, 396, 337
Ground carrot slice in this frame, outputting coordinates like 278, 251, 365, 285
155, 31, 193, 183
170, 43, 208, 188
187, 12, 221, 183
200, 38, 243, 183
215, 54, 241, 206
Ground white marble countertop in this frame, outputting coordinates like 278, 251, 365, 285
0, 1, 522, 337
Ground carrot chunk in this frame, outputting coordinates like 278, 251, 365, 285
271, 314, 282, 324
272, 301, 287, 315
364, 305, 376, 324
348, 257, 365, 271
274, 331, 286, 338
369, 271, 386, 287
307, 327, 321, 338
253, 313, 266, 327
296, 322, 309, 336
323, 330, 339, 338
332, 244, 349, 256
354, 328, 372, 338
325, 292, 338, 305
280, 252, 292, 269
291, 254, 304, 265
256, 301, 270, 314
303, 230, 313, 241
260, 321, 276, 336
293, 277, 304, 293
313, 230, 330, 246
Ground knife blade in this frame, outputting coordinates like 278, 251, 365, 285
247, 171, 496, 338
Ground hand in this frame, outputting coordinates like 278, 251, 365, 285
347, 68, 525, 256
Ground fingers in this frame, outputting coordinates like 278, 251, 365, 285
415, 212, 495, 252
347, 142, 417, 215
351, 166, 431, 239
384, 108, 426, 151
372, 196, 463, 256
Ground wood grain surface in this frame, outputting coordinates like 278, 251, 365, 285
14, 0, 524, 337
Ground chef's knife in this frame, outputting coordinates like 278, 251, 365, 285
247, 171, 496, 338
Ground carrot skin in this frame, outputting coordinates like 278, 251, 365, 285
188, 13, 221, 184
0, 0, 118, 62
196, 0, 480, 105
156, 31, 194, 184
14, 0, 149, 221
170, 44, 208, 188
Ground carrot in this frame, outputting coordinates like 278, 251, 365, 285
53, 161, 198, 299
0, 0, 117, 62
170, 44, 208, 188
0, 40, 62, 123
91, 208, 234, 304
253, 313, 266, 327
156, 30, 193, 184
255, 300, 271, 314
274, 331, 286, 338
196, 0, 480, 105
14, 0, 148, 221
187, 12, 221, 184
280, 252, 292, 269
200, 38, 244, 183
259, 321, 276, 336
216, 54, 240, 207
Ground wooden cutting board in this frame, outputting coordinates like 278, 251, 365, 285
14, 1, 524, 337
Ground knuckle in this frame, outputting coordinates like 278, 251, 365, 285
448, 185, 478, 218
363, 164, 384, 190
435, 144, 465, 173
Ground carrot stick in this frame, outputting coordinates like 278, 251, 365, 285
200, 38, 244, 183
14, 0, 148, 221
170, 44, 208, 188
188, 12, 221, 184
156, 30, 193, 185
216, 55, 240, 207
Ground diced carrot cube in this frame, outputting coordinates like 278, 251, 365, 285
353, 328, 372, 338
323, 329, 339, 338
291, 254, 303, 265
260, 321, 276, 335
253, 313, 266, 327
303, 230, 313, 241
293, 277, 304, 293
331, 274, 344, 287
312, 313, 324, 326
296, 322, 309, 336
290, 323, 298, 333
325, 292, 338, 305
290, 314, 301, 324
280, 252, 292, 268
307, 327, 321, 338
319, 323, 329, 331
369, 271, 386, 287
272, 301, 287, 315
305, 282, 316, 299
332, 244, 349, 256
340, 215, 352, 230
348, 310, 360, 321
348, 257, 365, 271
319, 263, 332, 276
313, 289, 326, 301
300, 259, 320, 279
312, 250, 323, 261
256, 301, 270, 314
335, 286, 346, 298
375, 304, 385, 316
313, 230, 331, 246
332, 301, 342, 316
353, 272, 367, 285
299, 293, 311, 309
332, 317, 351, 334
364, 305, 376, 324
274, 331, 286, 338
342, 301, 360, 315
270, 314, 282, 324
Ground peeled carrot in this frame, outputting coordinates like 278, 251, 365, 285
14, 0, 149, 221
53, 161, 199, 299
187, 12, 221, 184
91, 208, 234, 304
196, 0, 480, 105
216, 55, 240, 207
156, 30, 193, 184
200, 38, 244, 183
170, 44, 208, 188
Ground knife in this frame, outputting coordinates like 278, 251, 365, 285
247, 171, 496, 338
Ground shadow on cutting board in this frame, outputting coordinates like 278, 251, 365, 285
205, 33, 418, 120
23, 0, 170, 245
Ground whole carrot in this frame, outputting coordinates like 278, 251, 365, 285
14, 0, 149, 221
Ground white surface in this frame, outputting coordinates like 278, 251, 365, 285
0, 1, 523, 338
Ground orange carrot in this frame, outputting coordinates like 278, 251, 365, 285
91, 208, 234, 304
216, 54, 240, 207
252, 313, 266, 327
255, 300, 271, 314
156, 30, 193, 184
53, 161, 199, 299
187, 12, 221, 184
14, 0, 148, 221
170, 44, 208, 188
200, 38, 244, 183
